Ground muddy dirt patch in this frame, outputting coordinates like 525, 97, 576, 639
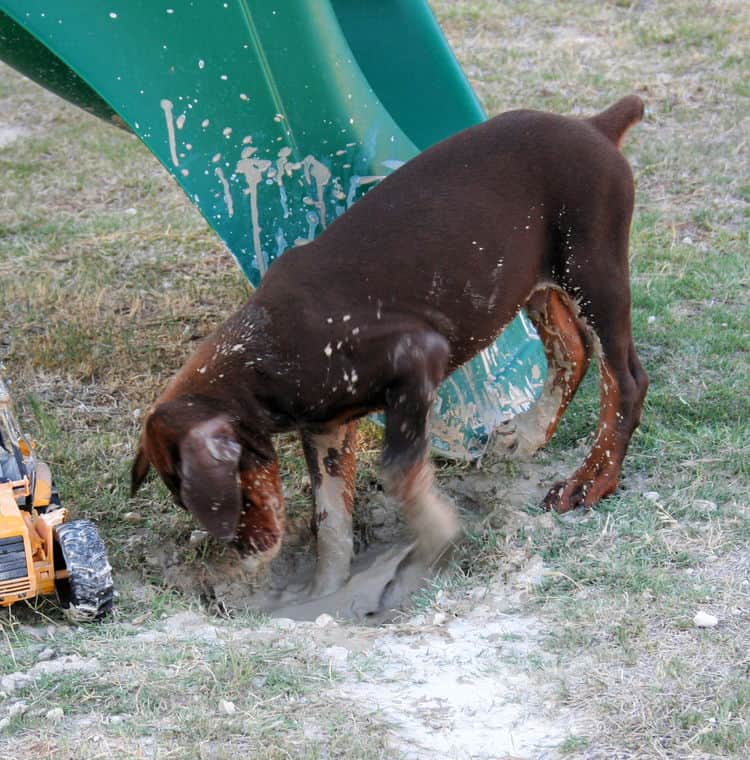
140, 453, 567, 623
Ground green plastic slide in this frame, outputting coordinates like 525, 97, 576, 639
0, 0, 546, 459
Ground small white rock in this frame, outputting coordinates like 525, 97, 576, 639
273, 617, 296, 631
45, 707, 64, 722
432, 612, 447, 626
647, 315, 657, 324
219, 699, 236, 715
315, 613, 335, 628
693, 611, 719, 628
189, 530, 209, 547
643, 491, 661, 503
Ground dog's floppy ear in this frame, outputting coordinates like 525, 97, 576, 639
178, 416, 243, 541
130, 444, 151, 496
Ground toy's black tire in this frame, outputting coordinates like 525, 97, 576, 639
54, 520, 114, 621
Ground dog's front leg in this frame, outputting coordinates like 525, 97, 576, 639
300, 422, 357, 597
381, 331, 460, 567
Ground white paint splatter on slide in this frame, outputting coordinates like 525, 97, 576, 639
214, 167, 234, 218
159, 99, 179, 167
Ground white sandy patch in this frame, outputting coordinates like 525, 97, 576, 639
0, 125, 28, 148
333, 563, 576, 759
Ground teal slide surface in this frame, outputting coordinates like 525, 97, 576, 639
0, 1, 546, 459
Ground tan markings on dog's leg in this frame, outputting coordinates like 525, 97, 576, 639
497, 287, 591, 457
235, 461, 285, 560
545, 338, 646, 513
303, 423, 357, 596
385, 460, 460, 566
545, 358, 621, 510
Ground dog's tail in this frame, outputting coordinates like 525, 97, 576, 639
588, 95, 644, 149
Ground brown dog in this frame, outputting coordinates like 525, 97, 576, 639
132, 96, 648, 599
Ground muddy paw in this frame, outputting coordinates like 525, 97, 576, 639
543, 462, 621, 512
414, 504, 461, 569
542, 480, 587, 513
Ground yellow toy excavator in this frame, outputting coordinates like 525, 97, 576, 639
0, 377, 113, 620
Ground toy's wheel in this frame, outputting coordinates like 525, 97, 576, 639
53, 520, 114, 622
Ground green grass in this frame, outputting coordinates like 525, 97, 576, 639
1, 622, 391, 758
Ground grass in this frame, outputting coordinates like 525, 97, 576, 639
0, 615, 393, 758
1, 0, 750, 756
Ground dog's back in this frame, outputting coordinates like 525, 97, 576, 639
257, 96, 644, 371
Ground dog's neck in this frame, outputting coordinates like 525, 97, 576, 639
156, 301, 293, 437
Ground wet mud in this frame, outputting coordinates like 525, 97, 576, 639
148, 449, 573, 622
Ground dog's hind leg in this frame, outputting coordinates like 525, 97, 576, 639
300, 421, 358, 596
495, 287, 592, 456
543, 238, 648, 513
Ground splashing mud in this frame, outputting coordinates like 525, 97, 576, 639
148, 451, 570, 623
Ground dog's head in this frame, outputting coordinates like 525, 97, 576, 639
131, 397, 284, 554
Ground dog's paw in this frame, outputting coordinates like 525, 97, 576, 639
543, 475, 616, 513
542, 480, 586, 513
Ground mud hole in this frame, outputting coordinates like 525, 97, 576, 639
145, 450, 571, 623
131, 452, 582, 758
